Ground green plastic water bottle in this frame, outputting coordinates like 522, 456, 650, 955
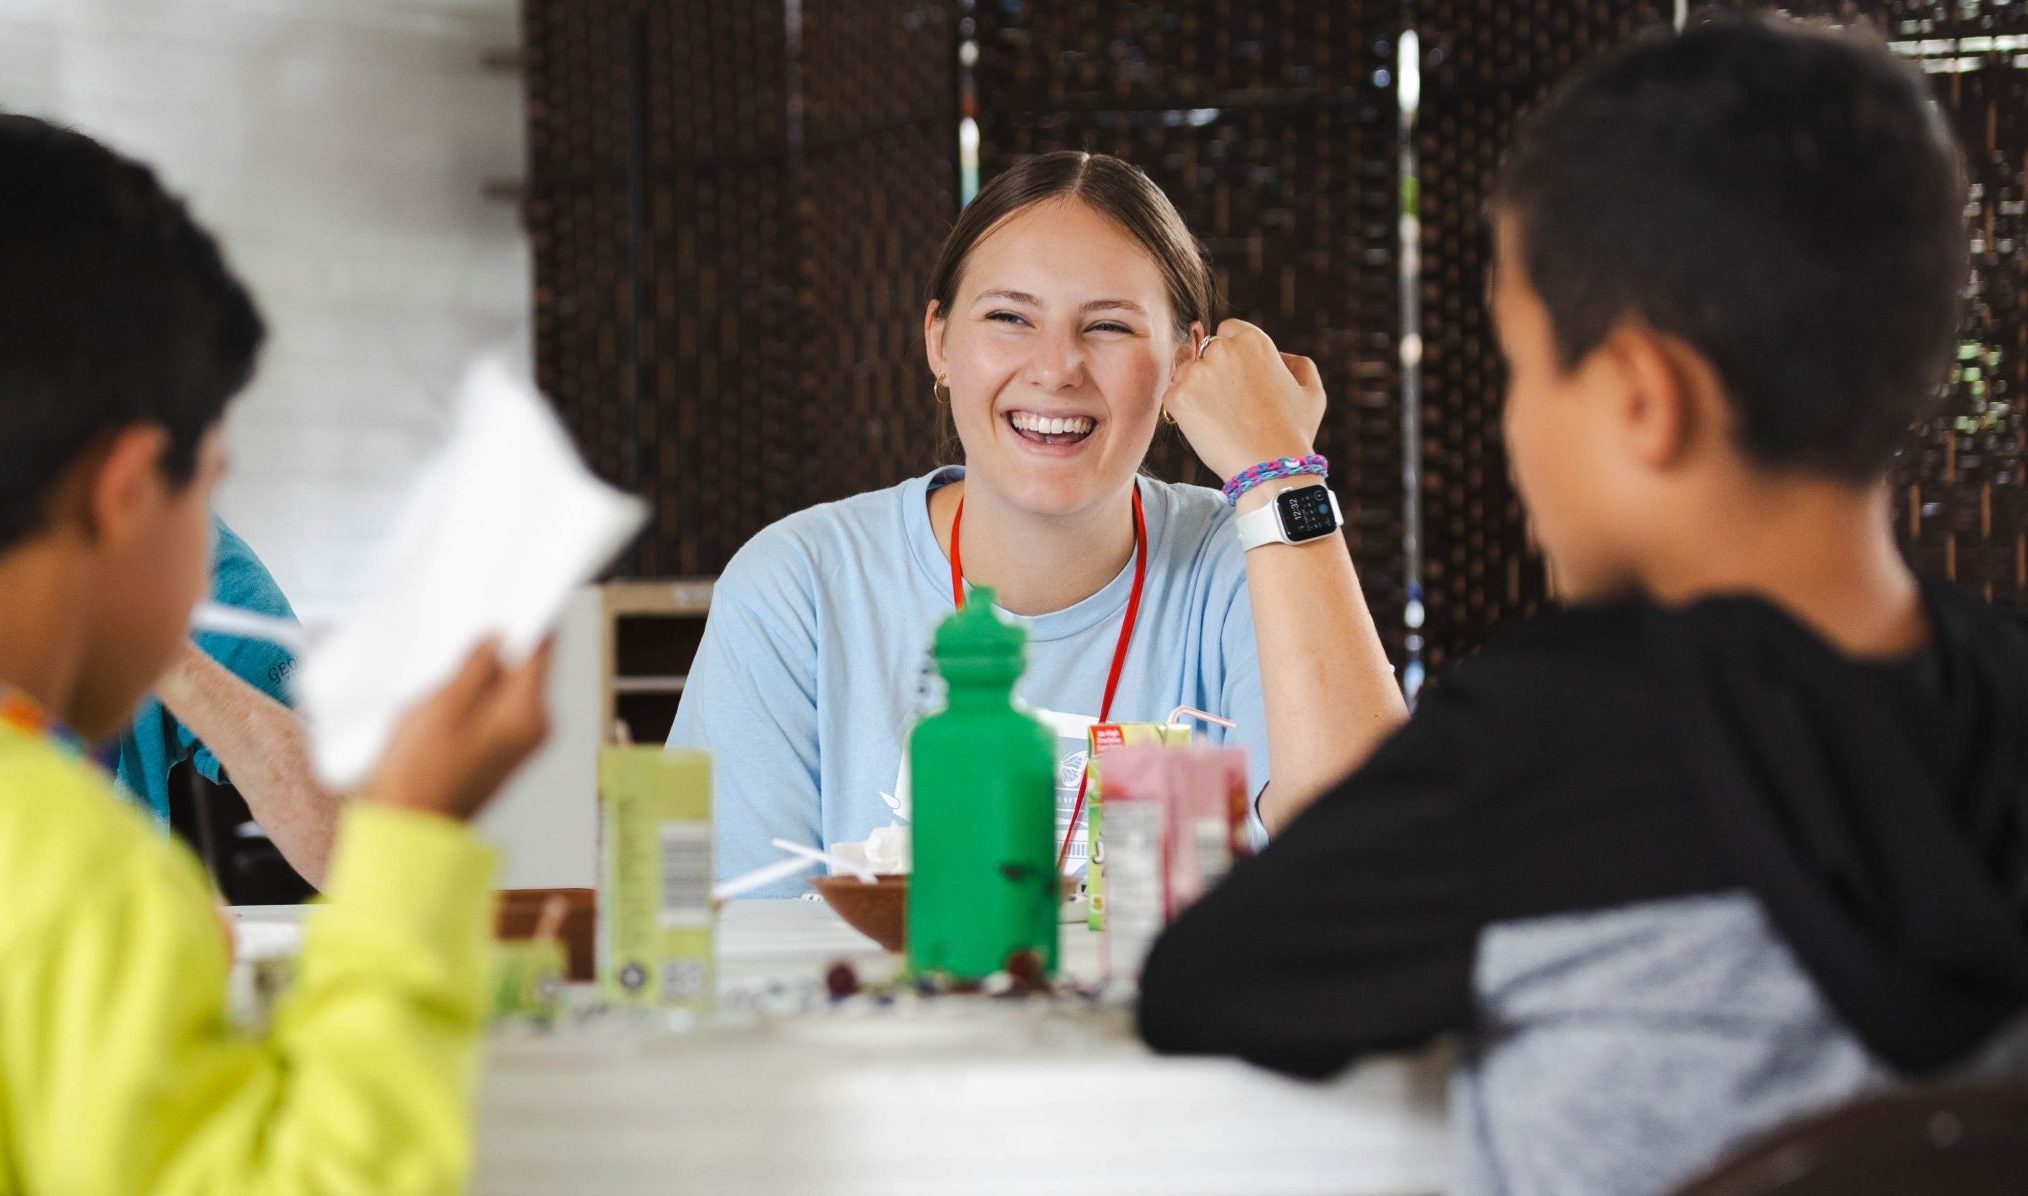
906, 587, 1060, 980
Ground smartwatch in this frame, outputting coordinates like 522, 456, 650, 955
1235, 482, 1343, 551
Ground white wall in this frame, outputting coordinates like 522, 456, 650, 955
0, 0, 531, 623
475, 586, 601, 890
0, 1, 605, 885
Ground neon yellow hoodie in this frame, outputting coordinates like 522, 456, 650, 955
0, 721, 497, 1195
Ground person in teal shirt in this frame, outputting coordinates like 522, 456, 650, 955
114, 515, 341, 885
115, 516, 293, 817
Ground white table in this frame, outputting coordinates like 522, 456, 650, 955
468, 900, 1450, 1196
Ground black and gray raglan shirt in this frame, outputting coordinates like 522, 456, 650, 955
1138, 580, 2028, 1196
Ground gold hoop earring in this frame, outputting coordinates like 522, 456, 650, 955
1161, 406, 1177, 426
933, 376, 950, 405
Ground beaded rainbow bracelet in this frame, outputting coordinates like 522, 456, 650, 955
1223, 454, 1328, 506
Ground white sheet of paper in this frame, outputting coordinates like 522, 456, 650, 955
293, 355, 646, 791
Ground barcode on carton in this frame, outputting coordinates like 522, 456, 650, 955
657, 823, 711, 927
1102, 801, 1165, 978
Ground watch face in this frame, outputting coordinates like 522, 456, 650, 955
1277, 485, 1339, 541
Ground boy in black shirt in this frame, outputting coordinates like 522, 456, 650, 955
1138, 16, 2028, 1195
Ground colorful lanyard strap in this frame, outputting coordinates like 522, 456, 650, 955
949, 483, 1150, 873
0, 686, 88, 762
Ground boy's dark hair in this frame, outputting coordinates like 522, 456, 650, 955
1493, 15, 1968, 483
0, 115, 263, 552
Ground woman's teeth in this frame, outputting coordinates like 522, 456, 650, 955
1008, 412, 1096, 441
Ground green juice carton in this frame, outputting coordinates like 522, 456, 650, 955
1085, 721, 1192, 931
598, 746, 714, 1009
492, 937, 567, 1025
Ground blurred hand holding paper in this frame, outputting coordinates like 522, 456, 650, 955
293, 356, 646, 792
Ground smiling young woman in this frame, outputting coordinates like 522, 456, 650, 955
669, 151, 1405, 894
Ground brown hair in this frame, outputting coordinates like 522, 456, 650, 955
925, 150, 1215, 337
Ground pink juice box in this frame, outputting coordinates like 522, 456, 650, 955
1094, 745, 1172, 981
1085, 721, 1193, 932
1096, 744, 1252, 980
1165, 747, 1250, 911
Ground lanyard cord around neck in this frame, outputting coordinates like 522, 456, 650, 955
0, 686, 87, 762
948, 483, 1149, 873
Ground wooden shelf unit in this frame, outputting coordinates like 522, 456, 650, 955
601, 579, 714, 748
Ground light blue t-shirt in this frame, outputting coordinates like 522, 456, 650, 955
668, 466, 1270, 897
115, 516, 296, 821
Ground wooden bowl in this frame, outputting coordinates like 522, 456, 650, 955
811, 874, 908, 952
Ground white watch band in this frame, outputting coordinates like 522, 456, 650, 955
1235, 483, 1342, 551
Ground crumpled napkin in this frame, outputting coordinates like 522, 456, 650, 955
293, 355, 646, 791
832, 821, 911, 875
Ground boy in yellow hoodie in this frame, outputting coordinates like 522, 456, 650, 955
0, 115, 552, 1192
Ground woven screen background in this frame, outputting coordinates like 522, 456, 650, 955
1407, 0, 1674, 672
524, 1, 2026, 670
523, 0, 954, 576
796, 0, 959, 511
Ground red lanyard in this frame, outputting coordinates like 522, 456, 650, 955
949, 483, 1149, 873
